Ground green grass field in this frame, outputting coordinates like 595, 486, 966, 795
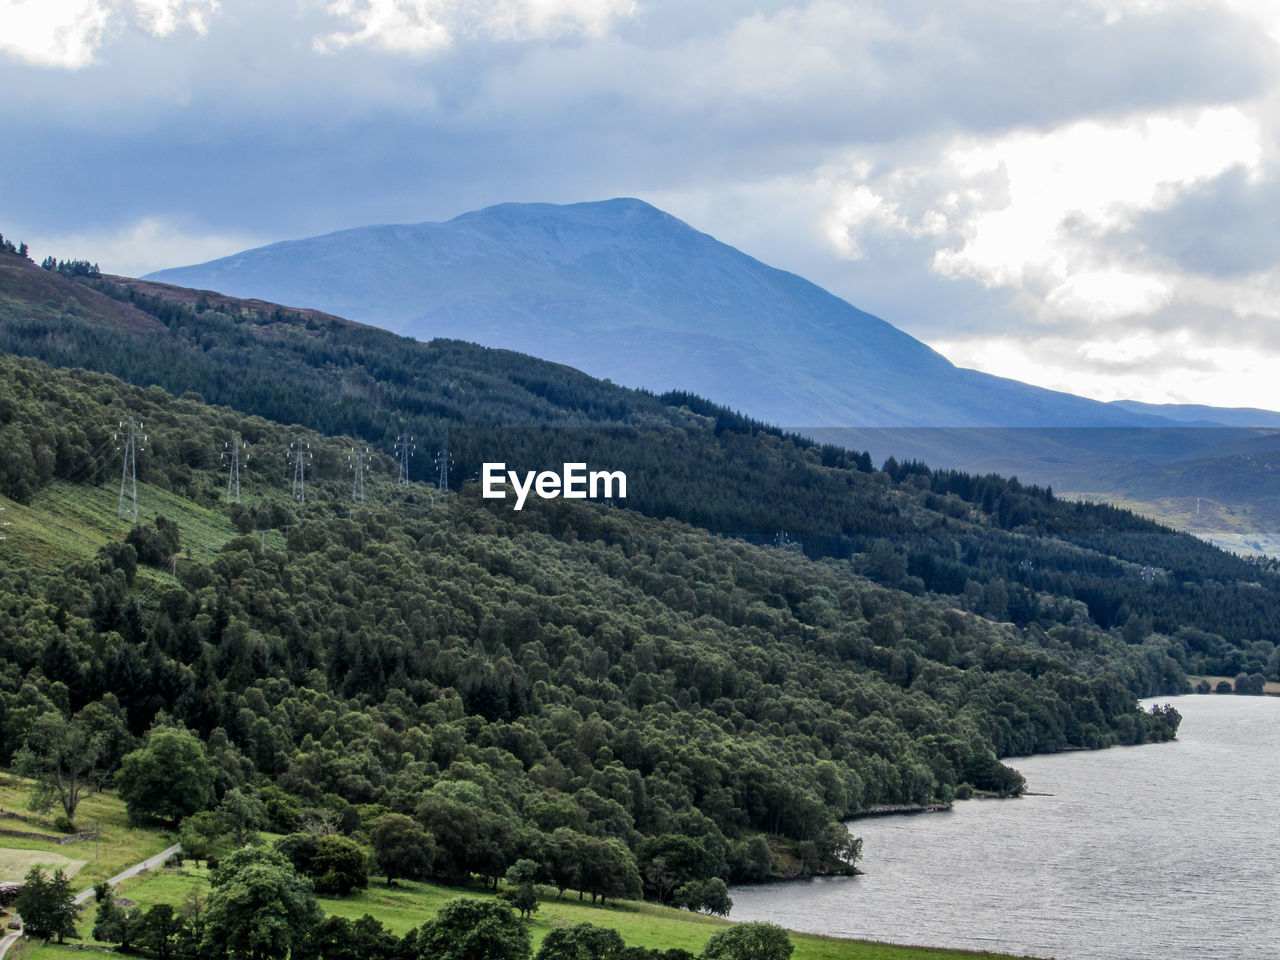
0, 479, 284, 569
0, 849, 85, 883
0, 773, 174, 890
95, 861, 1033, 960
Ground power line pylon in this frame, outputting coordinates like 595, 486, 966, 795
349, 445, 369, 503
222, 434, 248, 503
288, 440, 312, 503
435, 449, 452, 491
115, 417, 146, 523
394, 434, 414, 485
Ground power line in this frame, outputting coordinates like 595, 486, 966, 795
222, 434, 249, 503
114, 417, 145, 523
435, 449, 452, 491
349, 445, 369, 503
394, 434, 414, 485
288, 440, 312, 503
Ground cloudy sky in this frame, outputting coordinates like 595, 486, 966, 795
4, 0, 1280, 409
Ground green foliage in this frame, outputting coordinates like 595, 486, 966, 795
640, 836, 718, 904
676, 878, 732, 918
216, 787, 266, 847
275, 833, 320, 875
203, 845, 322, 960
94, 895, 144, 950
135, 902, 185, 960
535, 922, 626, 960
181, 810, 229, 865
17, 866, 78, 943
310, 834, 369, 896
504, 881, 539, 920
503, 859, 541, 919
126, 515, 181, 567
13, 708, 103, 824
701, 923, 794, 960
117, 726, 215, 825
412, 897, 531, 960
699, 879, 732, 919
371, 813, 434, 884
297, 914, 400, 960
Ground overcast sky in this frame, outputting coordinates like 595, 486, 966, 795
4, 0, 1280, 409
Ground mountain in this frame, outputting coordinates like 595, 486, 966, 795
1108, 399, 1280, 428
145, 198, 1167, 430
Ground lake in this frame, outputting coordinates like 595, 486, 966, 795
729, 695, 1280, 960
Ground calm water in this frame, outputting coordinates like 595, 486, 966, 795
730, 696, 1280, 960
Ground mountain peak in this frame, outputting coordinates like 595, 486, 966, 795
458, 196, 666, 223
145, 199, 1159, 428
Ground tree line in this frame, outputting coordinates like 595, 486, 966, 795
20, 851, 793, 960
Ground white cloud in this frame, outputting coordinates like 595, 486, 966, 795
131, 0, 218, 37
0, 0, 111, 69
688, 1, 891, 103
313, 0, 635, 54
931, 108, 1261, 296
24, 216, 266, 279
1045, 269, 1170, 320
823, 180, 906, 261
0, 0, 218, 68
812, 105, 1265, 335
929, 327, 1280, 409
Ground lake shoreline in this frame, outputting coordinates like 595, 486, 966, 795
730, 696, 1280, 960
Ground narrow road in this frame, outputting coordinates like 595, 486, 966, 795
0, 842, 182, 959
73, 843, 181, 904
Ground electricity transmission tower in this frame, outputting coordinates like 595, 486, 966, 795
288, 440, 312, 503
435, 449, 452, 491
222, 434, 248, 503
349, 445, 369, 503
115, 417, 145, 523
395, 434, 414, 485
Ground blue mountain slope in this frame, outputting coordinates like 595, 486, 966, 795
148, 198, 1166, 428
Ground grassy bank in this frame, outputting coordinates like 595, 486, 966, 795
88, 859, 1037, 960
0, 774, 174, 890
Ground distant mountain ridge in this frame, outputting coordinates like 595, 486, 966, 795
147, 198, 1171, 429
1108, 399, 1280, 428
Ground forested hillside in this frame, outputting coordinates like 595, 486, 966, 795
1, 247, 1277, 684
0, 352, 1186, 900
